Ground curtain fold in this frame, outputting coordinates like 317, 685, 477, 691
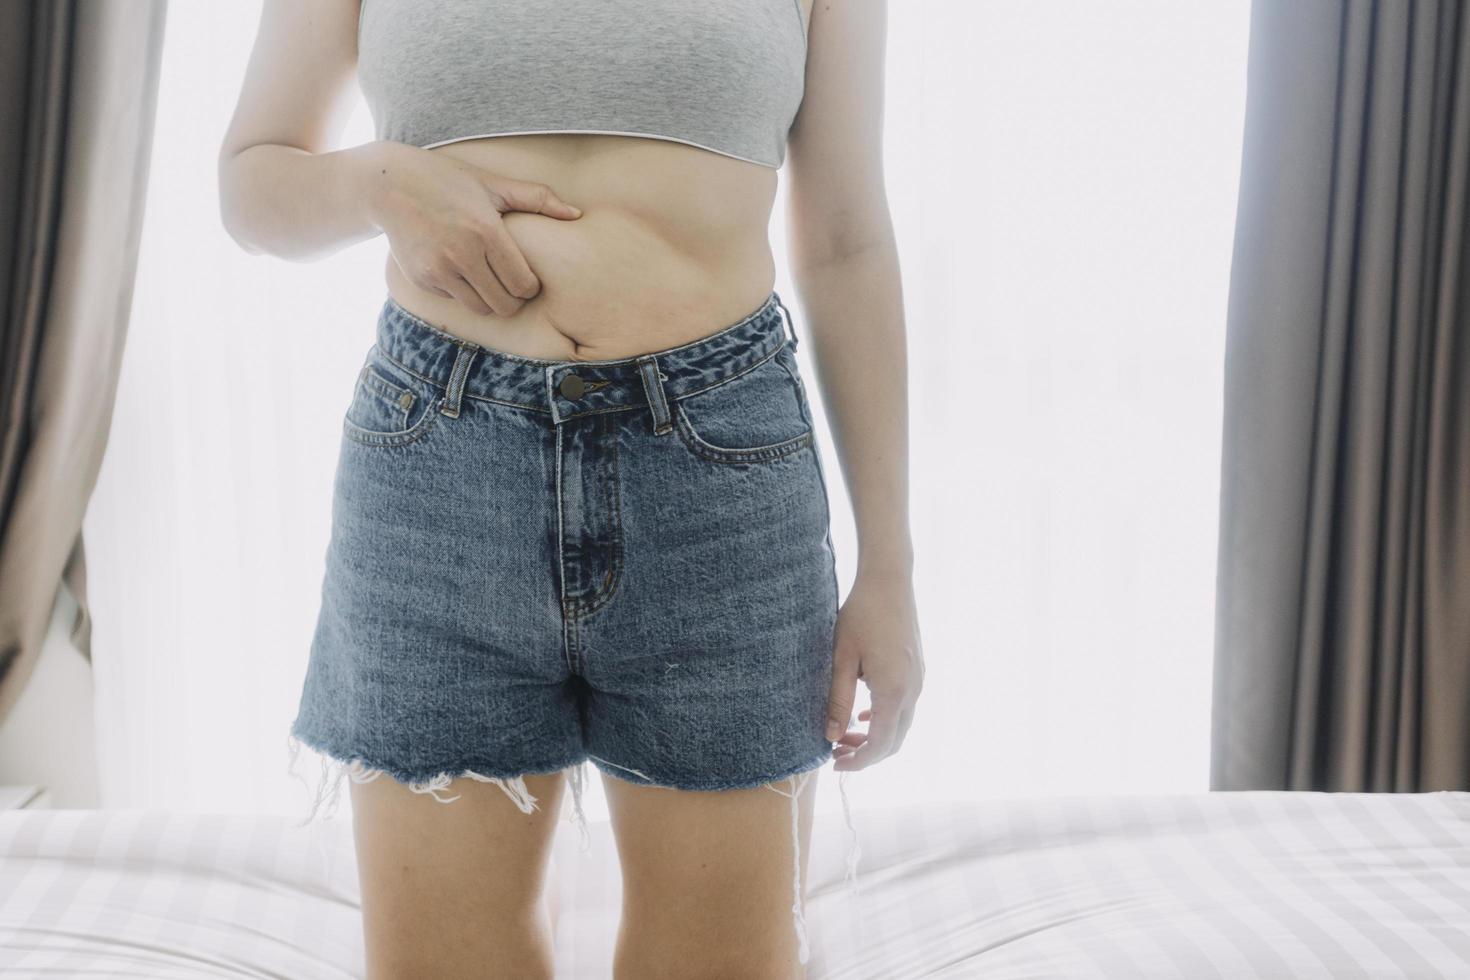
0, 0, 169, 724
1213, 0, 1470, 792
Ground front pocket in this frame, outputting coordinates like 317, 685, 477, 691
342, 347, 445, 448
672, 344, 813, 464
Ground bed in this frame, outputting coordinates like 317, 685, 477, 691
1, 790, 1466, 978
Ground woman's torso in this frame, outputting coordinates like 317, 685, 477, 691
362, 0, 815, 362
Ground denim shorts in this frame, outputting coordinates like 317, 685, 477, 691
283, 292, 864, 959
285, 286, 846, 801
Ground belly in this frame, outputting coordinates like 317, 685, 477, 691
380, 134, 780, 361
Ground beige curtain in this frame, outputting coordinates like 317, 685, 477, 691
1213, 0, 1470, 792
0, 0, 168, 723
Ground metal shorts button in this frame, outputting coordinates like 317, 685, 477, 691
559, 373, 586, 400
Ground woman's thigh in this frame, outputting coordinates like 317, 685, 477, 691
349, 769, 569, 980
602, 767, 820, 980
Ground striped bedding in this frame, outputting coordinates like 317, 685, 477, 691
0, 790, 1466, 978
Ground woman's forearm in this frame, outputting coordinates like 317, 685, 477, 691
790, 236, 913, 578
218, 139, 393, 261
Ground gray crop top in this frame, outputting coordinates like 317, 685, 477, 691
356, 0, 808, 169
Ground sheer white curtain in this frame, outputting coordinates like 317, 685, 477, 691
84, 1, 1249, 824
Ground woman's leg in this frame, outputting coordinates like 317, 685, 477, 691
603, 767, 820, 980
554, 295, 837, 976
349, 769, 570, 980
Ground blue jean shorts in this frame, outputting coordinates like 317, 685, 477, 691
286, 291, 843, 824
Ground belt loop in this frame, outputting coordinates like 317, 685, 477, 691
773, 292, 799, 351
636, 355, 672, 435
440, 343, 479, 419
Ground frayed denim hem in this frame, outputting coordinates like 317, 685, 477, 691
285, 733, 862, 969
284, 731, 594, 847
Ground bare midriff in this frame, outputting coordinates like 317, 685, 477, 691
381, 133, 783, 362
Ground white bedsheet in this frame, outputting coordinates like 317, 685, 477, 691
1, 790, 1467, 978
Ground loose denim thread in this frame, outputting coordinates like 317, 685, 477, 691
764, 769, 815, 965
761, 767, 863, 967
836, 769, 863, 899
285, 733, 542, 826
567, 760, 592, 852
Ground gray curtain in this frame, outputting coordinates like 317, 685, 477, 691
1213, 0, 1470, 793
0, 0, 168, 723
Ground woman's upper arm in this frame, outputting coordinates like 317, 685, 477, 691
785, 0, 892, 268
218, 0, 363, 165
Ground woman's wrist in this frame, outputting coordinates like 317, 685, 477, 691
348, 140, 407, 233
855, 542, 914, 584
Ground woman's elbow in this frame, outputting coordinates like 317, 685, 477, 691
217, 143, 275, 255
217, 155, 253, 253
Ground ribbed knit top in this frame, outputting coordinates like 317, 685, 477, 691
357, 0, 808, 169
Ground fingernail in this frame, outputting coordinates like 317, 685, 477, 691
826, 720, 840, 739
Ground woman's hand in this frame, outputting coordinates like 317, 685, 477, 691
363, 141, 584, 317
826, 566, 924, 771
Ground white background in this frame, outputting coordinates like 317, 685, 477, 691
83, 1, 1250, 831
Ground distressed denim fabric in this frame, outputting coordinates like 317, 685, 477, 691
286, 290, 842, 805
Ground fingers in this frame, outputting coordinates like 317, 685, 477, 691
459, 242, 527, 317
485, 175, 583, 221
456, 215, 543, 316
832, 697, 919, 771
824, 579, 925, 773
826, 646, 861, 741
479, 219, 541, 301
411, 221, 539, 318
833, 697, 901, 772
383, 160, 584, 319
436, 273, 498, 318
881, 706, 915, 769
